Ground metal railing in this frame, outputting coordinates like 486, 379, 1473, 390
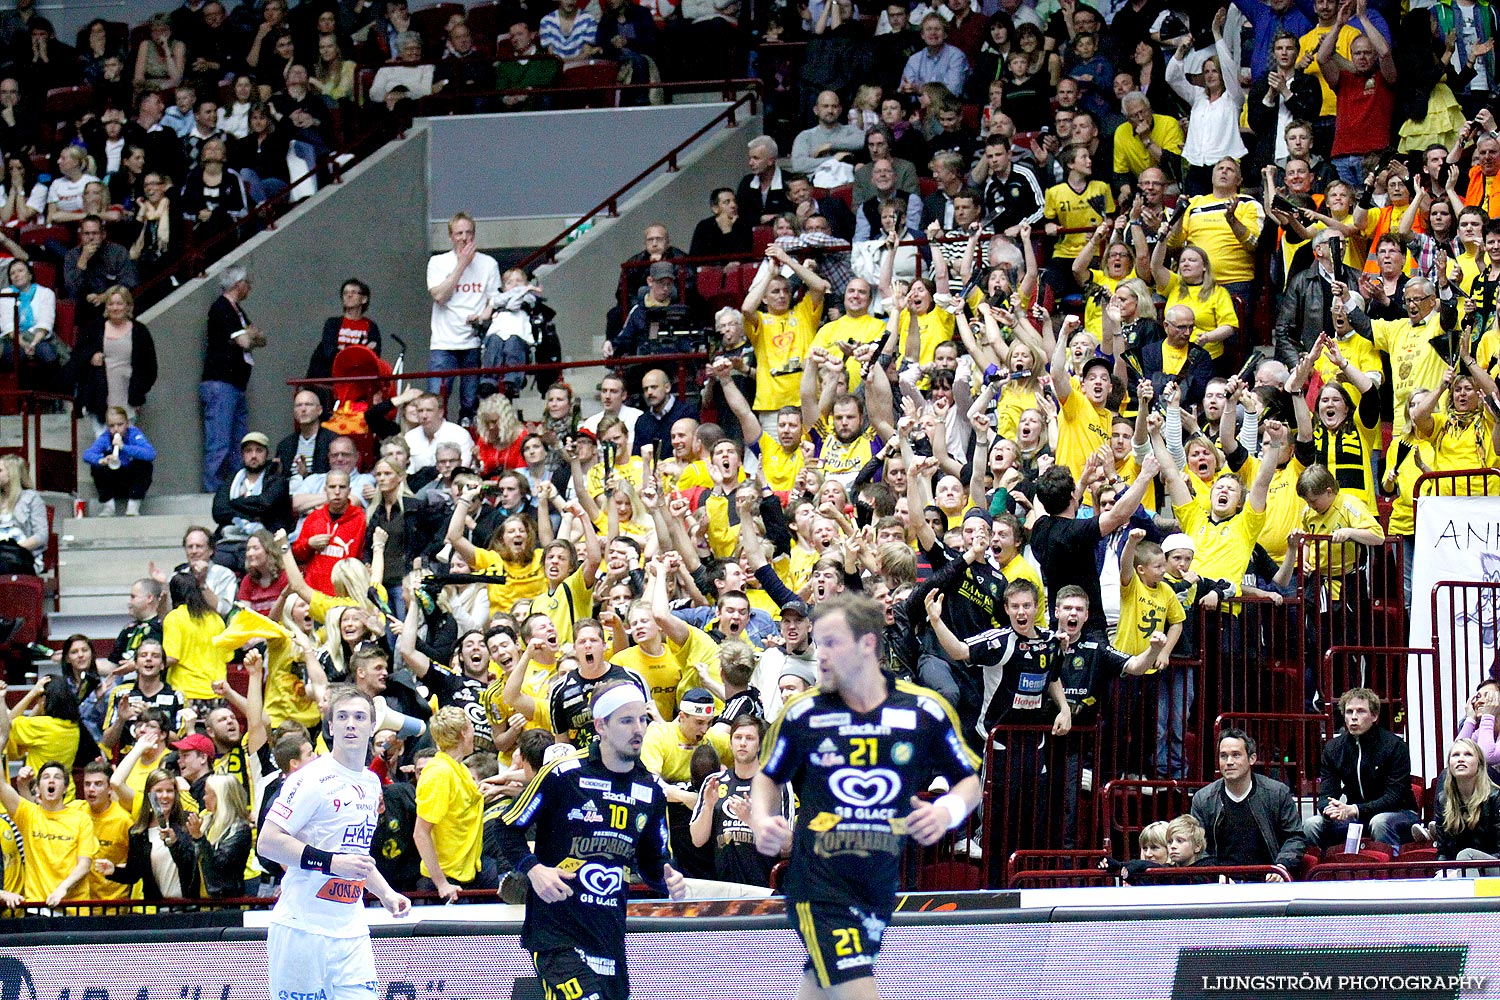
518, 88, 762, 271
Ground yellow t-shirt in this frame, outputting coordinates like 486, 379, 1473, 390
1233, 453, 1308, 563
162, 606, 230, 701
994, 383, 1046, 441
610, 625, 722, 721
214, 607, 321, 730
415, 750, 483, 883
485, 658, 557, 734
470, 547, 546, 617
1, 814, 20, 896
1432, 411, 1498, 473
1313, 331, 1384, 457
1301, 492, 1383, 600
640, 720, 731, 784
672, 459, 714, 491
1045, 179, 1115, 260
1114, 574, 1186, 659
1056, 384, 1112, 477
1383, 435, 1439, 537
1158, 271, 1239, 361
1370, 310, 1449, 437
1174, 501, 1268, 594
78, 800, 131, 900
586, 455, 645, 499
6, 716, 81, 793
746, 293, 823, 410
1112, 114, 1186, 178
530, 563, 593, 647
1174, 195, 1264, 284
1082, 267, 1127, 338
1298, 23, 1357, 116
9, 798, 97, 902
307, 590, 359, 624
811, 312, 887, 389
756, 432, 806, 493
894, 306, 957, 366
813, 416, 879, 485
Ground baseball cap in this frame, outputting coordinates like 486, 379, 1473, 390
1080, 356, 1112, 380
171, 733, 216, 757
240, 431, 271, 449
781, 599, 812, 620
779, 661, 817, 687
648, 261, 676, 280
680, 688, 716, 717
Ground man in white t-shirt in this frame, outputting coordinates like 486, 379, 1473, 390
426, 211, 499, 423
580, 371, 643, 440
404, 392, 474, 472
258, 686, 409, 1000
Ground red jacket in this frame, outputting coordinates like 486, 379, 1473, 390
291, 503, 368, 594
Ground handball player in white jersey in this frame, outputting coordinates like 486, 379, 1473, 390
259, 685, 411, 1000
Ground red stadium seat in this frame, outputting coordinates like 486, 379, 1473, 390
53, 299, 75, 346
695, 264, 725, 301
0, 573, 46, 647
19, 226, 70, 250
918, 176, 938, 198
559, 60, 621, 107
466, 2, 504, 57
30, 261, 56, 289
752, 224, 773, 255
411, 2, 466, 50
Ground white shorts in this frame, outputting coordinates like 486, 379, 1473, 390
267, 922, 378, 1000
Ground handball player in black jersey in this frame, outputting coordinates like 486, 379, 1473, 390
749, 593, 981, 999
498, 680, 685, 1000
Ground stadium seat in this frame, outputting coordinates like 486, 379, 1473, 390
54, 299, 75, 346
466, 2, 504, 56
30, 261, 56, 289
961, 103, 980, 131
43, 86, 94, 146
19, 226, 70, 250
918, 177, 938, 198
560, 61, 621, 108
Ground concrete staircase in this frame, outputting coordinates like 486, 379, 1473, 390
48, 492, 213, 641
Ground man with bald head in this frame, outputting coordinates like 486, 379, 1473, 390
1135, 305, 1213, 410
613, 224, 693, 340
1112, 92, 1183, 198
854, 159, 923, 241
291, 468, 367, 595
790, 90, 867, 176
275, 389, 334, 478
632, 367, 699, 456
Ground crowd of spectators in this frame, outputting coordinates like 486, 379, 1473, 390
7, 0, 1500, 912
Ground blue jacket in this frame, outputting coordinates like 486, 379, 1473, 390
83, 425, 156, 467
1434, 0, 1498, 93
1233, 0, 1316, 81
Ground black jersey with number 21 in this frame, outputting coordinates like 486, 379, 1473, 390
761, 676, 979, 913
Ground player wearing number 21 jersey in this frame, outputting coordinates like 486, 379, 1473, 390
497, 681, 685, 1000
750, 594, 982, 997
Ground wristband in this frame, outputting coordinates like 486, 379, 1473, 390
934, 792, 969, 830
301, 845, 335, 873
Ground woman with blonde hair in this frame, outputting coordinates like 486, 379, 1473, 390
0, 454, 46, 574
276, 529, 383, 624
471, 392, 526, 475
72, 283, 158, 432
191, 773, 252, 897
1435, 738, 1500, 872
447, 483, 546, 618
1150, 240, 1238, 364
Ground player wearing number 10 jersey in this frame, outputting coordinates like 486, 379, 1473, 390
750, 594, 982, 1000
497, 681, 686, 1000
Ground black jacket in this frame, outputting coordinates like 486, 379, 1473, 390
108, 824, 200, 900
274, 427, 334, 477
1435, 785, 1500, 862
71, 320, 158, 418
212, 470, 292, 534
1272, 264, 1355, 368
1247, 74, 1321, 170
1134, 337, 1214, 411
195, 822, 252, 897
1191, 773, 1308, 873
1315, 724, 1419, 820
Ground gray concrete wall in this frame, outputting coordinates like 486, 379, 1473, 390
138, 128, 431, 495
535, 112, 760, 365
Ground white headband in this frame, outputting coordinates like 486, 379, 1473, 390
594, 684, 646, 722
680, 699, 715, 718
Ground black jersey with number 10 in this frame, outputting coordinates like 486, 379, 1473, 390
761, 676, 979, 913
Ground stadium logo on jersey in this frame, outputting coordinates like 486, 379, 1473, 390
568, 800, 604, 824
341, 817, 377, 850
891, 742, 913, 765
577, 862, 624, 899
828, 768, 901, 808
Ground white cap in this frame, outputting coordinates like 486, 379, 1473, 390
1161, 533, 1195, 555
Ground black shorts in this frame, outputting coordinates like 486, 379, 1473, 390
788, 900, 888, 988
532, 947, 627, 1000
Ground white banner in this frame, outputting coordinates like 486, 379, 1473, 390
1408, 495, 1500, 776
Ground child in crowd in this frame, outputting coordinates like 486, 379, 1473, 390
162, 84, 196, 137
82, 406, 156, 517
1165, 814, 1218, 873
480, 268, 554, 401
1101, 819, 1171, 881
1116, 528, 1186, 778
848, 84, 881, 131
1160, 533, 1234, 662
